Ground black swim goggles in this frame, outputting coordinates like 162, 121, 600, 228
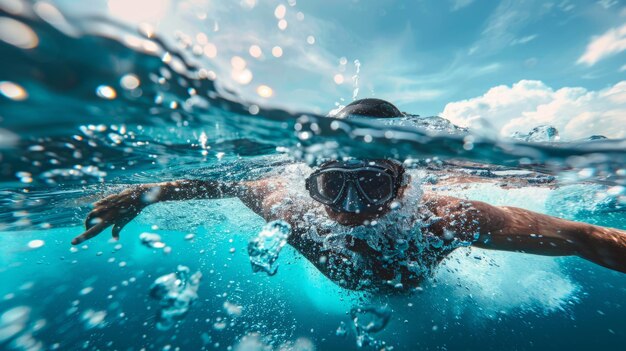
305, 159, 403, 213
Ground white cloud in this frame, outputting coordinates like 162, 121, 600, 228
450, 0, 475, 11
510, 34, 538, 45
441, 80, 626, 140
558, 0, 576, 12
471, 0, 551, 55
577, 23, 626, 66
597, 0, 618, 9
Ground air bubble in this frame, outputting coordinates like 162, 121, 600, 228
0, 81, 28, 101
96, 85, 116, 99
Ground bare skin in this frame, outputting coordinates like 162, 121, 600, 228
72, 172, 626, 289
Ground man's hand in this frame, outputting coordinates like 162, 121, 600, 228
72, 186, 154, 245
423, 193, 626, 273
71, 179, 244, 245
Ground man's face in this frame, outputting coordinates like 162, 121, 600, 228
305, 159, 404, 226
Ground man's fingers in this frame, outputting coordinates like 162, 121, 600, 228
84, 211, 103, 230
72, 222, 109, 245
111, 218, 131, 240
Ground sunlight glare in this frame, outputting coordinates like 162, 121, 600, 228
108, 0, 170, 23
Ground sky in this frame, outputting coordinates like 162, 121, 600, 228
53, 0, 626, 139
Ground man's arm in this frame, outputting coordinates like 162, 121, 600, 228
423, 193, 626, 273
72, 179, 244, 245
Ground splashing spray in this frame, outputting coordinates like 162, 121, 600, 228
352, 59, 361, 101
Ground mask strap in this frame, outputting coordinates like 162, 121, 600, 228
401, 173, 411, 186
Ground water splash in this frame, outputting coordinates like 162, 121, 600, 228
149, 265, 202, 330
278, 168, 476, 292
247, 220, 292, 276
352, 59, 361, 101
511, 125, 560, 142
436, 247, 580, 318
0, 6, 624, 199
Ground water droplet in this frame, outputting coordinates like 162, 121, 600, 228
120, 74, 140, 90
96, 85, 116, 99
274, 4, 286, 19
248, 104, 260, 115
161, 52, 172, 63
271, 46, 283, 57
196, 32, 208, 45
27, 240, 44, 249
306, 35, 315, 44
333, 74, 344, 85
249, 45, 262, 58
230, 56, 247, 70
0, 81, 28, 101
256, 85, 273, 98
278, 19, 288, 30
0, 17, 38, 49
204, 43, 217, 58
231, 69, 253, 85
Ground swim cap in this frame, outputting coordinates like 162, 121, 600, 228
335, 98, 403, 119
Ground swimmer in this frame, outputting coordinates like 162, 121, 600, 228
72, 98, 626, 292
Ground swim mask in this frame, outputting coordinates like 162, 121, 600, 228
305, 159, 404, 213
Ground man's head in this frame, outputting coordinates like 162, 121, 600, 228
306, 99, 407, 226
335, 98, 403, 119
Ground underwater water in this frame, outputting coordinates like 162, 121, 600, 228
1, 1, 626, 350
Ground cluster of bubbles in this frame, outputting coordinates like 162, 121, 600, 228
247, 220, 292, 276
168, 1, 320, 99
149, 265, 202, 330
349, 305, 392, 348
0, 306, 45, 351
139, 232, 171, 254
232, 332, 315, 351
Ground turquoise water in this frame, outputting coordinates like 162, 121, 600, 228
1, 3, 626, 351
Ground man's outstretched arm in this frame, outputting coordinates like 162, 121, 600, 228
424, 194, 626, 273
72, 180, 243, 245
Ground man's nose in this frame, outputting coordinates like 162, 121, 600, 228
340, 182, 366, 213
